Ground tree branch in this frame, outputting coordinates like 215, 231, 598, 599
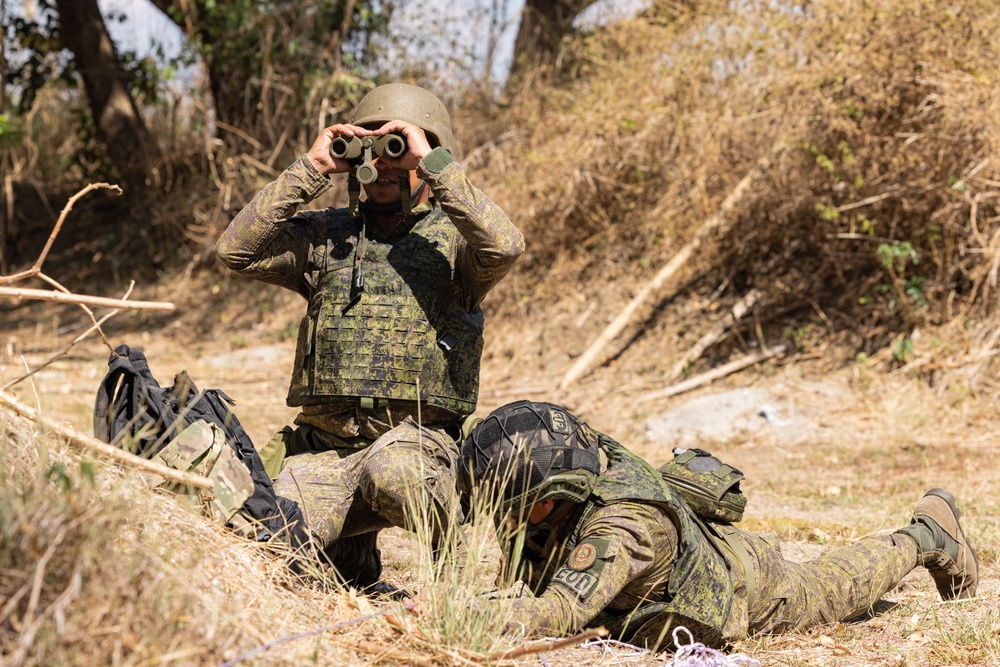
0, 286, 174, 311
0, 392, 213, 490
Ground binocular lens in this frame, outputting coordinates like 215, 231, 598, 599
329, 136, 357, 160
377, 134, 407, 159
355, 163, 378, 184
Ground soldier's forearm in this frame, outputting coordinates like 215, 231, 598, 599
429, 164, 522, 260
493, 592, 591, 637
217, 156, 332, 271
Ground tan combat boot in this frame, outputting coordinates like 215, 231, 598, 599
896, 488, 978, 600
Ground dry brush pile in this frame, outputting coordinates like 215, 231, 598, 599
471, 0, 1000, 388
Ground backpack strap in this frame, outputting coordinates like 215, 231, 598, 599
93, 344, 163, 445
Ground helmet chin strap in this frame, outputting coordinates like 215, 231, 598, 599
358, 179, 427, 218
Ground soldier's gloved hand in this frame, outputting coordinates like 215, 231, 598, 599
307, 123, 372, 175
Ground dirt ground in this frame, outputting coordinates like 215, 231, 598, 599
2, 275, 998, 666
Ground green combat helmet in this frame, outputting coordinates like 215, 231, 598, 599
352, 83, 456, 153
460, 400, 601, 514
345, 83, 457, 217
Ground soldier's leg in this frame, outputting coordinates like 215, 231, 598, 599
271, 447, 369, 549
742, 529, 918, 635
357, 417, 463, 543
259, 424, 350, 478
324, 531, 383, 588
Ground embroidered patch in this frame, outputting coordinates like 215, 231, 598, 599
568, 543, 598, 571
548, 408, 570, 434
552, 567, 600, 599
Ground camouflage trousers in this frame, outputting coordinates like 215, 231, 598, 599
270, 416, 462, 587
725, 527, 919, 637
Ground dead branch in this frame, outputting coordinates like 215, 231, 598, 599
559, 143, 783, 390
0, 182, 121, 285
36, 273, 124, 351
489, 627, 608, 661
0, 391, 213, 490
0, 286, 175, 311
666, 289, 760, 383
637, 344, 789, 404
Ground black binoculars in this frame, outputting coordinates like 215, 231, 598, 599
329, 134, 407, 184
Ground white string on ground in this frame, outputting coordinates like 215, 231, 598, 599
668, 626, 760, 667
581, 637, 649, 654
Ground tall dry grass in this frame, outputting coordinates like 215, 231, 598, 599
469, 0, 1000, 380
0, 409, 411, 666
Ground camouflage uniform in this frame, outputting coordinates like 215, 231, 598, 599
491, 435, 919, 649
217, 149, 523, 584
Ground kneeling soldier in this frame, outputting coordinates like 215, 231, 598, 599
459, 401, 978, 649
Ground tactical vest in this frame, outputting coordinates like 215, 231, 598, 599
286, 209, 483, 419
586, 435, 735, 641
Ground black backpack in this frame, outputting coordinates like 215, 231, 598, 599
93, 344, 307, 547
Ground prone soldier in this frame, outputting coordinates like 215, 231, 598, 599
459, 401, 979, 648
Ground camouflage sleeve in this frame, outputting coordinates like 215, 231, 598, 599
216, 155, 332, 295
418, 149, 524, 310
490, 502, 668, 637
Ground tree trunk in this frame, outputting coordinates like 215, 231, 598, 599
147, 0, 353, 135
53, 0, 152, 194
507, 0, 598, 88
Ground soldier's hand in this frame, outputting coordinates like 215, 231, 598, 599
307, 124, 371, 176
370, 120, 433, 171
402, 590, 429, 617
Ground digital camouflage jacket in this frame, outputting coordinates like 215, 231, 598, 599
217, 149, 524, 423
494, 436, 734, 648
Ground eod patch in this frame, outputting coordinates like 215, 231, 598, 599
549, 537, 618, 601
552, 567, 599, 598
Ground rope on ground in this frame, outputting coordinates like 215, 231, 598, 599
668, 626, 760, 667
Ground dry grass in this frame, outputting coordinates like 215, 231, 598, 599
471, 0, 1000, 396
0, 408, 426, 666
4, 1, 1000, 665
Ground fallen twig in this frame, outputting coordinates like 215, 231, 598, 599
559, 143, 783, 390
1, 287, 132, 391
637, 345, 789, 403
665, 289, 760, 383
0, 286, 175, 311
0, 182, 121, 285
0, 392, 213, 490
489, 626, 608, 661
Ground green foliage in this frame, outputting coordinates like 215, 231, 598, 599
0, 114, 16, 146
2, 0, 73, 113
876, 241, 919, 272
787, 324, 814, 352
893, 337, 914, 363
815, 202, 839, 221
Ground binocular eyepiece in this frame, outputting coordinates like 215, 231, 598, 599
329, 134, 406, 185
330, 134, 407, 160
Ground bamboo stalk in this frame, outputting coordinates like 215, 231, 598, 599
559, 144, 783, 390
665, 289, 760, 383
637, 345, 788, 403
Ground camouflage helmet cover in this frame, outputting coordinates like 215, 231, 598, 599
460, 400, 601, 511
352, 83, 457, 154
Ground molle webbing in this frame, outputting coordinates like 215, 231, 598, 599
287, 210, 483, 418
